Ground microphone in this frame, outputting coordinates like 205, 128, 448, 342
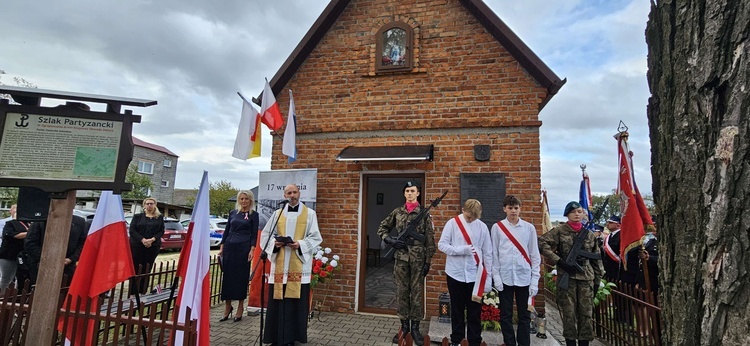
277, 200, 290, 207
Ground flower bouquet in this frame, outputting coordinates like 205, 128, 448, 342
480, 288, 501, 331
311, 246, 340, 289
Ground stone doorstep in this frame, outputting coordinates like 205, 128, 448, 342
426, 316, 561, 346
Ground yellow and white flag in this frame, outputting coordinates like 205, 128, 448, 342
232, 96, 262, 160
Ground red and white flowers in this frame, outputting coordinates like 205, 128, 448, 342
311, 246, 340, 289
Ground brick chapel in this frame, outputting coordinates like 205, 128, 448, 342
262, 0, 564, 317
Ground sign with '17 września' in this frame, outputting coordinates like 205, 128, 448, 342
0, 112, 122, 181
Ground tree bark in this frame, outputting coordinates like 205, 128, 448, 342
646, 0, 750, 345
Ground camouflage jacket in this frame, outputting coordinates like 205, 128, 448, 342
377, 205, 436, 264
539, 223, 604, 282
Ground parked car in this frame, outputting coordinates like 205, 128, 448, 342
73, 209, 96, 221
208, 218, 227, 248
161, 218, 186, 250
180, 217, 227, 248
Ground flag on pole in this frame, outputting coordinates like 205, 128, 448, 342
260, 79, 284, 131
541, 190, 553, 234
579, 166, 594, 225
282, 89, 297, 163
232, 95, 262, 160
58, 191, 134, 345
615, 132, 654, 264
173, 171, 211, 345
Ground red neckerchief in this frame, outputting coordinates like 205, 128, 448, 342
405, 201, 419, 213
567, 221, 583, 232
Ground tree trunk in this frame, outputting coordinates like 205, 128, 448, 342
646, 1, 750, 345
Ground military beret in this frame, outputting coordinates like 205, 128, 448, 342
563, 201, 582, 216
403, 181, 420, 192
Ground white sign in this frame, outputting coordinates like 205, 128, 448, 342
257, 168, 317, 230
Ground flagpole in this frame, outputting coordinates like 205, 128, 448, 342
163, 275, 180, 323
131, 278, 149, 345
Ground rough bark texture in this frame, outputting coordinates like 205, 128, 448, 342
646, 0, 750, 345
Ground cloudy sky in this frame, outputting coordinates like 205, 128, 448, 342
0, 0, 652, 218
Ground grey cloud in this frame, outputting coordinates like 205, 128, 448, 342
1, 0, 654, 202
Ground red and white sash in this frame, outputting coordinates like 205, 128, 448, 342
454, 215, 488, 302
603, 230, 620, 262
496, 221, 531, 266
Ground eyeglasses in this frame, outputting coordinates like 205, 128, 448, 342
145, 203, 155, 205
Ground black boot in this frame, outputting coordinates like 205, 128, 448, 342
411, 320, 424, 346
392, 319, 410, 344
565, 340, 577, 346
578, 341, 589, 346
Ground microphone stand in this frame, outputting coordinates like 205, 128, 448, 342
250, 201, 286, 345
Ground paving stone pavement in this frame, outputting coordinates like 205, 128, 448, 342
209, 303, 605, 346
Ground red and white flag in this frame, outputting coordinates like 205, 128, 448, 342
615, 132, 654, 264
260, 79, 284, 131
59, 191, 134, 345
173, 171, 212, 345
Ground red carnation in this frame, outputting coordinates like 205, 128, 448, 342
320, 271, 328, 278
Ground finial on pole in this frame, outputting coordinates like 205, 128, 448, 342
617, 120, 628, 133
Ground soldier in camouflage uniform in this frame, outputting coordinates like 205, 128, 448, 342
377, 181, 436, 346
538, 201, 604, 346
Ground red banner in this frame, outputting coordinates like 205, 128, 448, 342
615, 132, 654, 264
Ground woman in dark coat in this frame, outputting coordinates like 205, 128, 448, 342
129, 197, 165, 296
0, 218, 29, 293
218, 190, 258, 322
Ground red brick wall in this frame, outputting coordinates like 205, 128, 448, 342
268, 0, 548, 316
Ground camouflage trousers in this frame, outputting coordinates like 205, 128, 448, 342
555, 279, 595, 341
394, 258, 424, 320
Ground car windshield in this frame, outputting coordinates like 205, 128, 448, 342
165, 220, 184, 231
215, 222, 227, 229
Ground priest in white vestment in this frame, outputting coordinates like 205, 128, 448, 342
260, 184, 322, 346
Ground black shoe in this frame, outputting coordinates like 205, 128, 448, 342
219, 306, 234, 322
233, 316, 242, 322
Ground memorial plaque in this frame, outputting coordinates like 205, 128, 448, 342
460, 173, 506, 230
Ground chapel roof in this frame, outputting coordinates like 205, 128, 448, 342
263, 0, 565, 110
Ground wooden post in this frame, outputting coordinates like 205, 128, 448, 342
26, 190, 76, 346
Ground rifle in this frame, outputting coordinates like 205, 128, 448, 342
384, 190, 448, 259
557, 197, 609, 291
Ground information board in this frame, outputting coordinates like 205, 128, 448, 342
0, 112, 122, 181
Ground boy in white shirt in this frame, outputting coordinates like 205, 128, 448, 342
438, 199, 493, 346
491, 195, 542, 346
